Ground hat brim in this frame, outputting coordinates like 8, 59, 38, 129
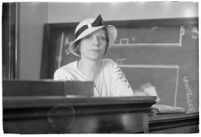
69, 25, 117, 57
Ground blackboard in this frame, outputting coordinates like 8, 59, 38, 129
41, 18, 198, 112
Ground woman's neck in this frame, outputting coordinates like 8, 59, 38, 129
78, 58, 102, 81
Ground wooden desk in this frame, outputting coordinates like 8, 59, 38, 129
149, 112, 199, 133
3, 96, 156, 133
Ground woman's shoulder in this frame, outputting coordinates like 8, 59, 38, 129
54, 60, 78, 80
102, 58, 116, 65
102, 58, 118, 69
55, 60, 78, 73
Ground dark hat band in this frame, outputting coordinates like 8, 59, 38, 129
75, 14, 105, 38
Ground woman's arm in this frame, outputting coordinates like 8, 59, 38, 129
110, 60, 134, 96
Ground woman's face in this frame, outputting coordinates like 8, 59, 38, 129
79, 28, 107, 60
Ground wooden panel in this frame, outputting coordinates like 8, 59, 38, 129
3, 80, 93, 97
3, 96, 155, 133
150, 125, 199, 133
4, 111, 148, 133
3, 96, 156, 109
149, 112, 199, 133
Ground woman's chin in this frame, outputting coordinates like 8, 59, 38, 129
86, 53, 104, 60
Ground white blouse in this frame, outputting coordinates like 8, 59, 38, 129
54, 59, 134, 97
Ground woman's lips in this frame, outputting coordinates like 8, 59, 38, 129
90, 48, 102, 51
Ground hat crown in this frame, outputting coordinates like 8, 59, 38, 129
75, 18, 95, 34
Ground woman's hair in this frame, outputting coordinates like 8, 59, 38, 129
73, 40, 81, 56
103, 27, 109, 55
73, 28, 109, 56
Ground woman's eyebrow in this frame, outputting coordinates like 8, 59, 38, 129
96, 32, 106, 35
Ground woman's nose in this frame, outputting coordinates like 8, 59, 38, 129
92, 36, 99, 45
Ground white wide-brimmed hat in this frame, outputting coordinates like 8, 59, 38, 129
69, 14, 117, 56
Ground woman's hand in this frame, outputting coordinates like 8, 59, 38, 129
134, 89, 147, 96
140, 82, 160, 102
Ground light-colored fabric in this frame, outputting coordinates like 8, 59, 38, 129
54, 59, 134, 97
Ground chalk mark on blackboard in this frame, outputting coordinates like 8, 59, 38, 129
120, 39, 129, 44
57, 32, 64, 68
65, 49, 70, 56
174, 68, 180, 106
119, 64, 179, 106
179, 26, 185, 47
64, 37, 71, 45
116, 58, 126, 65
182, 75, 196, 113
113, 26, 184, 47
191, 27, 198, 40
151, 26, 158, 31
132, 37, 136, 41
119, 64, 179, 69
57, 33, 72, 67
64, 37, 71, 56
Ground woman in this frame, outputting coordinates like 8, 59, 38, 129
54, 15, 159, 98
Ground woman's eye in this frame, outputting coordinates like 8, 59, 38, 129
84, 34, 106, 42
98, 35, 106, 41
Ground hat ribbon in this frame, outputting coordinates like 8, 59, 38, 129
75, 15, 104, 38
